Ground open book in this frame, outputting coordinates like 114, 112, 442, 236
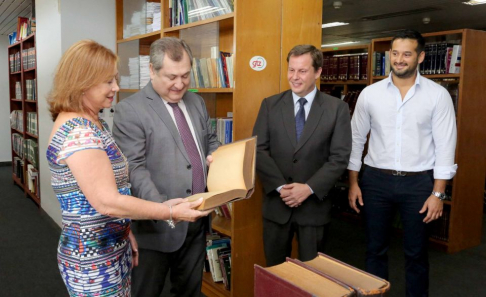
187, 136, 256, 210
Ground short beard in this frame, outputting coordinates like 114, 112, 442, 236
391, 63, 418, 79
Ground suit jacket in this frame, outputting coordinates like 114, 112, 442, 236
252, 90, 351, 226
113, 82, 220, 253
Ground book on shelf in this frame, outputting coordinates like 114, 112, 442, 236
254, 258, 355, 297
187, 136, 256, 210
8, 31, 17, 45
170, 0, 234, 27
16, 17, 29, 41
448, 45, 462, 74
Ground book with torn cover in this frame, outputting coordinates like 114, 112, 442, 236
187, 136, 256, 210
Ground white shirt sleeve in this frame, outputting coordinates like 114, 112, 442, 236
432, 88, 458, 179
348, 91, 370, 172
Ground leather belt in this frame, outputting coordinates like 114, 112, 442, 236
366, 165, 432, 177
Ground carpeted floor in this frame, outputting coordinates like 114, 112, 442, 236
1, 165, 485, 296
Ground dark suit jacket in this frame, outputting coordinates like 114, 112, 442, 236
113, 82, 220, 253
252, 89, 351, 226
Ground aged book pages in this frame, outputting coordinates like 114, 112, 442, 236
187, 136, 256, 210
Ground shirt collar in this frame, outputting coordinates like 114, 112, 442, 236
292, 86, 317, 106
387, 69, 422, 88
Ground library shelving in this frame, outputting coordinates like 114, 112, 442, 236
8, 33, 40, 205
320, 44, 371, 97
115, 0, 322, 296
370, 29, 486, 253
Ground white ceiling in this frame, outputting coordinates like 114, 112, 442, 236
0, 0, 33, 35
322, 0, 486, 46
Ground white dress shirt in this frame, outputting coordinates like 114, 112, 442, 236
292, 86, 317, 119
348, 71, 457, 180
276, 87, 318, 193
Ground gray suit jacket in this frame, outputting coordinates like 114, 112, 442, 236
252, 90, 351, 226
113, 82, 219, 252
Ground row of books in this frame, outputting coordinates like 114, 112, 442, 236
343, 90, 361, 118
210, 118, 233, 145
146, 2, 161, 33
169, 0, 234, 27
22, 47, 36, 70
9, 52, 21, 73
27, 164, 40, 195
421, 43, 461, 75
12, 133, 24, 158
25, 79, 37, 101
15, 17, 35, 41
24, 139, 39, 168
255, 253, 390, 296
10, 110, 23, 132
371, 44, 462, 77
205, 234, 231, 290
190, 48, 234, 89
321, 54, 368, 81
123, 3, 161, 39
371, 51, 390, 77
26, 112, 38, 136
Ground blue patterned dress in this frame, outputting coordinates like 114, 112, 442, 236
47, 117, 132, 297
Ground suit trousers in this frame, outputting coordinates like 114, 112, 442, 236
131, 219, 206, 297
360, 166, 432, 297
263, 212, 330, 267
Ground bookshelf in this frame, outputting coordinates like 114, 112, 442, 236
8, 33, 40, 205
320, 44, 370, 98
369, 29, 486, 253
116, 0, 322, 296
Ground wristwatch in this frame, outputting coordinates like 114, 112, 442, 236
431, 191, 447, 201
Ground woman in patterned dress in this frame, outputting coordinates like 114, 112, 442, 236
46, 40, 212, 297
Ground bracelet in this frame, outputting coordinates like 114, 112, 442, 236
166, 205, 176, 229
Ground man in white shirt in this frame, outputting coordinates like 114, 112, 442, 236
348, 30, 457, 297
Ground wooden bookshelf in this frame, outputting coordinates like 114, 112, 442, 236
369, 29, 486, 253
115, 1, 322, 296
8, 33, 40, 205
320, 44, 371, 97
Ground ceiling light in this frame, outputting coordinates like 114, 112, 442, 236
333, 1, 343, 9
463, 0, 486, 5
321, 41, 360, 47
322, 22, 349, 28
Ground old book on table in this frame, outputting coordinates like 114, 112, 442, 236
254, 260, 355, 297
303, 253, 390, 296
187, 136, 256, 210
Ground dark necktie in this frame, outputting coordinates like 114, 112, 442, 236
295, 98, 307, 141
168, 102, 205, 194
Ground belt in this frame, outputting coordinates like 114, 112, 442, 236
366, 165, 432, 177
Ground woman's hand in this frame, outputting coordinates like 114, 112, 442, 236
171, 198, 213, 222
128, 230, 139, 267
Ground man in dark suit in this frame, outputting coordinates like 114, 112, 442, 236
113, 37, 220, 297
252, 44, 352, 266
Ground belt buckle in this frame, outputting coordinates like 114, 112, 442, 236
392, 170, 407, 176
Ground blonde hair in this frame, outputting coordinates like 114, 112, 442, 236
48, 40, 118, 121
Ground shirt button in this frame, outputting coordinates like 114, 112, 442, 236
186, 189, 192, 194
187, 164, 192, 169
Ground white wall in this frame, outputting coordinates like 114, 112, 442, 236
0, 36, 12, 162
37, 0, 116, 226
